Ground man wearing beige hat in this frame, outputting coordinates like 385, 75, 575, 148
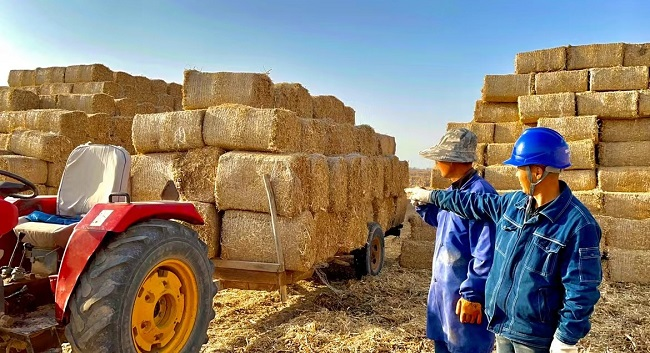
415, 128, 497, 353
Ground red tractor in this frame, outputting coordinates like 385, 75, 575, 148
0, 144, 216, 352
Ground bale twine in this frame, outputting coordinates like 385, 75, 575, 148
9, 130, 73, 163
560, 169, 597, 191
518, 93, 576, 123
354, 125, 379, 156
72, 81, 120, 97
481, 74, 533, 103
324, 122, 356, 155
408, 214, 436, 242
514, 46, 566, 74
7, 70, 36, 87
603, 192, 650, 220
473, 101, 519, 123
599, 167, 650, 192
312, 95, 346, 123
133, 110, 205, 154
576, 91, 639, 119
590, 66, 649, 91
203, 104, 302, 153
598, 141, 650, 167
57, 94, 115, 115
376, 133, 396, 156
40, 83, 73, 95
399, 239, 434, 269
447, 122, 494, 143
0, 88, 39, 111
273, 83, 313, 118
0, 155, 47, 184
537, 116, 598, 143
606, 248, 650, 283
534, 70, 588, 95
299, 118, 327, 154
326, 156, 349, 213
64, 64, 113, 83
486, 143, 514, 165
601, 118, 650, 142
182, 70, 274, 110
184, 202, 220, 258
566, 43, 624, 70
220, 210, 316, 273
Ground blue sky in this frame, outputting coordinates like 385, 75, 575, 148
1, 1, 648, 168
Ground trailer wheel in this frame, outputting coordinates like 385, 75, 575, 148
353, 222, 385, 278
65, 219, 217, 353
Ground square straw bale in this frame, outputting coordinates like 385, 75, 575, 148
369, 156, 386, 199
154, 106, 173, 113
299, 118, 327, 154
313, 212, 341, 263
136, 102, 156, 114
22, 109, 87, 136
308, 154, 330, 213
134, 76, 153, 94
184, 202, 221, 258
38, 95, 58, 109
0, 155, 48, 184
113, 71, 136, 87
84, 113, 111, 144
603, 192, 650, 220
590, 66, 649, 91
72, 81, 120, 97
157, 94, 175, 108
494, 122, 526, 143
326, 156, 349, 213
473, 101, 519, 123
64, 64, 113, 83
566, 140, 595, 170
535, 70, 588, 95
132, 110, 205, 154
130, 153, 180, 201
376, 133, 396, 156
475, 143, 487, 165
0, 134, 9, 149
484, 165, 519, 191
46, 161, 66, 187
598, 141, 650, 167
408, 213, 436, 241
273, 83, 313, 118
345, 154, 372, 207
598, 216, 650, 250
601, 118, 650, 142
114, 98, 137, 117
167, 82, 182, 97
572, 190, 603, 216
560, 169, 597, 191
9, 130, 73, 162
40, 83, 73, 95
606, 248, 650, 283
577, 91, 639, 119
481, 74, 533, 103
393, 193, 409, 228
399, 239, 434, 269
0, 111, 26, 133
119, 84, 136, 100
57, 94, 116, 115
336, 211, 370, 253
203, 104, 301, 153
518, 93, 576, 123
599, 167, 650, 192
372, 197, 395, 232
486, 143, 514, 165
342, 106, 356, 125
150, 79, 168, 95
514, 46, 566, 74
220, 210, 316, 272
324, 122, 356, 155
537, 116, 598, 143
19, 86, 39, 95
0, 88, 39, 111
624, 43, 650, 66
567, 43, 624, 70
215, 152, 311, 217
446, 122, 494, 143
639, 90, 650, 117
8, 70, 36, 87
354, 124, 379, 156
312, 95, 347, 124
182, 70, 274, 110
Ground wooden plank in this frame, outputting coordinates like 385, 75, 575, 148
213, 267, 290, 285
212, 259, 281, 273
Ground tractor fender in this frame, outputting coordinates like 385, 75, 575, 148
54, 201, 204, 322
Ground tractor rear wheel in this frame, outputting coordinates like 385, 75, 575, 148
353, 222, 385, 278
65, 219, 217, 353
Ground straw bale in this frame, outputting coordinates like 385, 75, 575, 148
322, 157, 348, 215
368, 156, 386, 199
0, 155, 48, 184
34, 67, 65, 85
130, 154, 178, 201
185, 202, 220, 258
601, 118, 650, 142
136, 102, 156, 114
494, 122, 526, 143
38, 95, 57, 109
113, 71, 136, 87
120, 84, 136, 99
399, 239, 433, 269
45, 187, 58, 195
84, 113, 111, 143
481, 74, 533, 103
475, 143, 487, 165
599, 167, 650, 192
599, 141, 650, 167
167, 82, 182, 97
603, 192, 650, 220
518, 93, 576, 123
376, 133, 396, 156
173, 97, 182, 111
0, 134, 8, 149
57, 94, 116, 115
567, 43, 624, 70
446, 122, 494, 143
537, 116, 598, 143
393, 193, 408, 228
0, 111, 26, 133
72, 81, 120, 97
396, 160, 410, 194
8, 70, 36, 87
572, 190, 603, 216
309, 154, 330, 213
0, 88, 39, 111
486, 143, 514, 165
566, 140, 595, 170
590, 66, 649, 91
9, 130, 73, 163
221, 210, 316, 272
64, 64, 113, 83
273, 83, 313, 118
640, 90, 650, 117
108, 116, 135, 154
408, 214, 436, 241
473, 101, 519, 123
484, 165, 519, 191
114, 98, 136, 117
345, 154, 372, 207
577, 91, 639, 119
342, 106, 356, 125
624, 43, 650, 66
40, 83, 72, 95
514, 46, 566, 74
156, 94, 174, 109
150, 79, 168, 95
45, 161, 66, 187
560, 170, 597, 191
430, 167, 450, 189
215, 152, 311, 216
535, 70, 588, 95
371, 197, 393, 233
139, 92, 158, 105
313, 212, 340, 263
324, 122, 356, 155
337, 211, 369, 253
182, 70, 274, 110
132, 110, 205, 154
354, 125, 379, 156
19, 86, 40, 95
607, 248, 650, 283
154, 105, 173, 113
299, 118, 327, 154
312, 95, 346, 123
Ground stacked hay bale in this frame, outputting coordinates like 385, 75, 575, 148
130, 70, 409, 273
399, 211, 436, 269
411, 42, 650, 283
0, 65, 182, 194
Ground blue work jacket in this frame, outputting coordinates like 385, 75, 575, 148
416, 172, 497, 353
428, 181, 602, 348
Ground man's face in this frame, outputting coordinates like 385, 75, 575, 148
436, 161, 453, 178
517, 165, 544, 193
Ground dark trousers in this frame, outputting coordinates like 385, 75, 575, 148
495, 335, 549, 353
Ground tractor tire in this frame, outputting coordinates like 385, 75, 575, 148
353, 222, 385, 278
65, 219, 217, 353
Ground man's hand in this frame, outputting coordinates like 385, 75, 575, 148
404, 187, 432, 204
455, 298, 483, 324
550, 337, 578, 353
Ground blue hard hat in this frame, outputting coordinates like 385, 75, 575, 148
503, 127, 571, 169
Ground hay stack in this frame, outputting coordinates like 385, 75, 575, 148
220, 210, 316, 273
372, 197, 395, 233
38, 95, 58, 109
324, 122, 356, 155
0, 134, 9, 150
203, 104, 301, 153
47, 162, 65, 188
473, 101, 519, 123
64, 64, 114, 83
0, 88, 39, 111
573, 190, 603, 215
326, 156, 349, 213
560, 170, 597, 191
514, 46, 566, 74
312, 95, 348, 124
408, 214, 436, 242
313, 212, 341, 263
566, 140, 595, 170
0, 111, 25, 133
399, 239, 434, 269
344, 154, 372, 207
9, 130, 73, 163
299, 118, 327, 154
114, 98, 137, 117
624, 43, 650, 66
606, 248, 650, 283
0, 155, 47, 184
182, 70, 274, 110
534, 70, 588, 95
273, 83, 313, 118
518, 93, 576, 123
486, 143, 514, 165
132, 110, 205, 154
481, 74, 533, 103
309, 154, 330, 213
484, 165, 519, 190
494, 122, 526, 143
336, 212, 368, 253
598, 216, 650, 251
185, 202, 221, 258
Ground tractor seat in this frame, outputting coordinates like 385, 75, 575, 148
14, 144, 131, 249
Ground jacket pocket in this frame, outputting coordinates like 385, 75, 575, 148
579, 247, 602, 283
496, 219, 518, 256
524, 233, 565, 277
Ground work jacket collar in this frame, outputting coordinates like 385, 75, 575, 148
514, 181, 573, 223
451, 168, 478, 190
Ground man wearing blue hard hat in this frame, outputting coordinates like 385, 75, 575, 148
406, 127, 602, 353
